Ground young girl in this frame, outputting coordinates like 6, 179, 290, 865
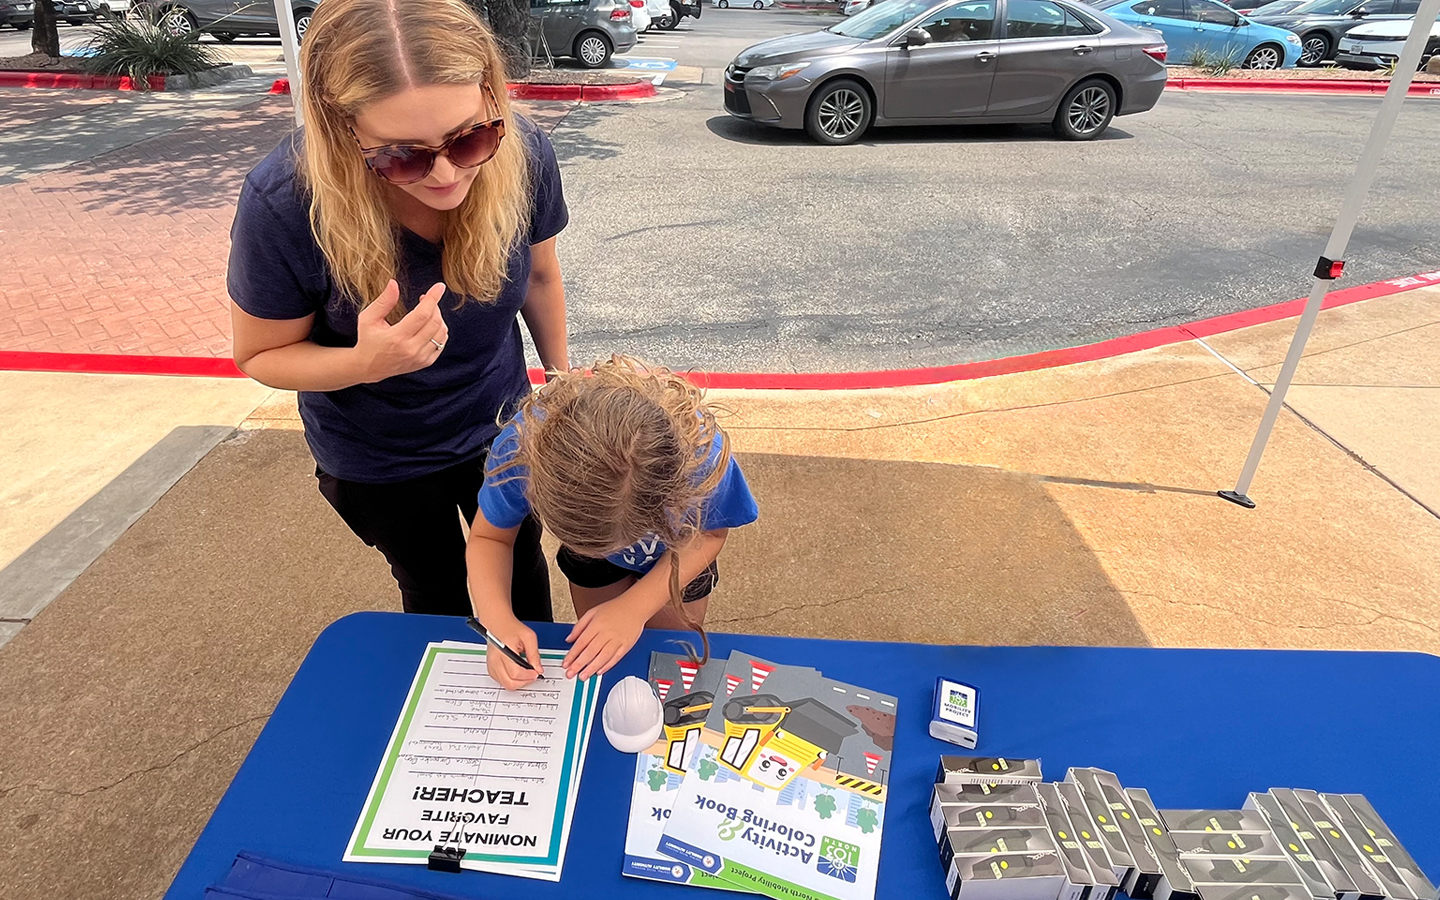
227, 0, 567, 619
468, 357, 759, 689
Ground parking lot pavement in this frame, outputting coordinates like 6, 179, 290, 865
550, 35, 1440, 371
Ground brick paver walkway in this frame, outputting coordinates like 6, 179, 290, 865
0, 92, 570, 358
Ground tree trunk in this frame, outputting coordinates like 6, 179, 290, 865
31, 0, 61, 57
471, 0, 532, 80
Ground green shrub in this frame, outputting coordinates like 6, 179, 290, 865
1184, 47, 1211, 69
81, 13, 220, 89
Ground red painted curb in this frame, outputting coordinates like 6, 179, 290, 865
0, 350, 243, 378
1167, 76, 1440, 97
0, 70, 165, 90
507, 80, 657, 101
266, 79, 655, 101
2, 271, 1436, 387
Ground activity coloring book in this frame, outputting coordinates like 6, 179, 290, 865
658, 651, 898, 900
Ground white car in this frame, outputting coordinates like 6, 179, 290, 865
841, 0, 870, 14
1335, 15, 1440, 70
626, 0, 652, 31
712, 0, 773, 8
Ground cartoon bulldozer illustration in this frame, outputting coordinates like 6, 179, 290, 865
719, 695, 857, 791
660, 690, 714, 775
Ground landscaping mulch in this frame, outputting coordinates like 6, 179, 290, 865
514, 69, 647, 86
1171, 64, 1440, 83
0, 53, 80, 73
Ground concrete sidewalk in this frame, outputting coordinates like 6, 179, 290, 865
0, 285, 1435, 899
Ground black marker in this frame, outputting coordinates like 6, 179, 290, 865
465, 616, 545, 680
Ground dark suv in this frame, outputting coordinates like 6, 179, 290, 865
0, 0, 35, 28
1252, 0, 1422, 64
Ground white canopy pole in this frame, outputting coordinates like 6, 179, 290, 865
1219, 0, 1440, 509
273, 0, 304, 126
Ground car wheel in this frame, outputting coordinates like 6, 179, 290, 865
294, 7, 312, 40
718, 0, 728, 6
753, 0, 762, 6
160, 7, 196, 36
574, 31, 612, 68
1244, 42, 1283, 69
214, 30, 237, 41
656, 7, 676, 26
804, 79, 872, 145
1053, 78, 1115, 141
1298, 32, 1329, 66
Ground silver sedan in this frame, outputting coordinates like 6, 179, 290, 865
724, 0, 1169, 143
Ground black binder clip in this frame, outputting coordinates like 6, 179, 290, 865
427, 844, 467, 873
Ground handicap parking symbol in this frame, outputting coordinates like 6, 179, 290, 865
615, 57, 679, 71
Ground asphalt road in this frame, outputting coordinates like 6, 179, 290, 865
554, 8, 1440, 372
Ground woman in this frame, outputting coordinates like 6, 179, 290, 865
226, 0, 567, 620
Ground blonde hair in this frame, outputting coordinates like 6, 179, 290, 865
493, 357, 731, 661
298, 0, 530, 319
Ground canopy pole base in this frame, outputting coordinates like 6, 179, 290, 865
1217, 490, 1257, 509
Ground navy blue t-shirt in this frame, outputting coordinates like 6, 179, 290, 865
226, 117, 568, 484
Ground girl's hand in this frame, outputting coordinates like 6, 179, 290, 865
485, 619, 543, 691
563, 599, 646, 680
354, 280, 449, 383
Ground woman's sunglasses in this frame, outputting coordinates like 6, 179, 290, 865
352, 85, 506, 185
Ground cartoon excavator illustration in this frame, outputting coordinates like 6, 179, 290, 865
660, 690, 714, 775
718, 694, 858, 791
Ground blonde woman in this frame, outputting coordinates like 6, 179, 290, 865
469, 358, 760, 688
227, 0, 568, 619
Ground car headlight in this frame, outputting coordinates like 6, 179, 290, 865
1284, 32, 1301, 43
749, 62, 811, 81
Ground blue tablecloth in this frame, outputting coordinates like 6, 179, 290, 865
164, 612, 1440, 899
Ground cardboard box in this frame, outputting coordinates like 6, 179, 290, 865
1174, 831, 1288, 858
941, 827, 1055, 873
1320, 794, 1427, 900
1183, 856, 1306, 887
944, 850, 1069, 900
1245, 793, 1346, 900
1290, 790, 1384, 900
1056, 781, 1124, 893
935, 781, 1042, 806
1066, 768, 1136, 885
1086, 769, 1163, 900
1270, 789, 1361, 900
1338, 794, 1436, 900
1127, 787, 1199, 900
1161, 810, 1270, 833
934, 802, 1048, 840
1036, 782, 1115, 900
1196, 885, 1318, 900
937, 756, 1043, 785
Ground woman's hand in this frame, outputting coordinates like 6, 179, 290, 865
563, 597, 647, 680
485, 618, 543, 691
353, 280, 450, 383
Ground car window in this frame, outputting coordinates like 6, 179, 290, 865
1285, 0, 1355, 13
1190, 0, 1240, 21
828, 0, 937, 37
916, 0, 997, 40
1131, 0, 1187, 17
1393, 0, 1417, 11
1004, 0, 1094, 35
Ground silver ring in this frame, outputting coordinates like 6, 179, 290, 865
431, 339, 444, 350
